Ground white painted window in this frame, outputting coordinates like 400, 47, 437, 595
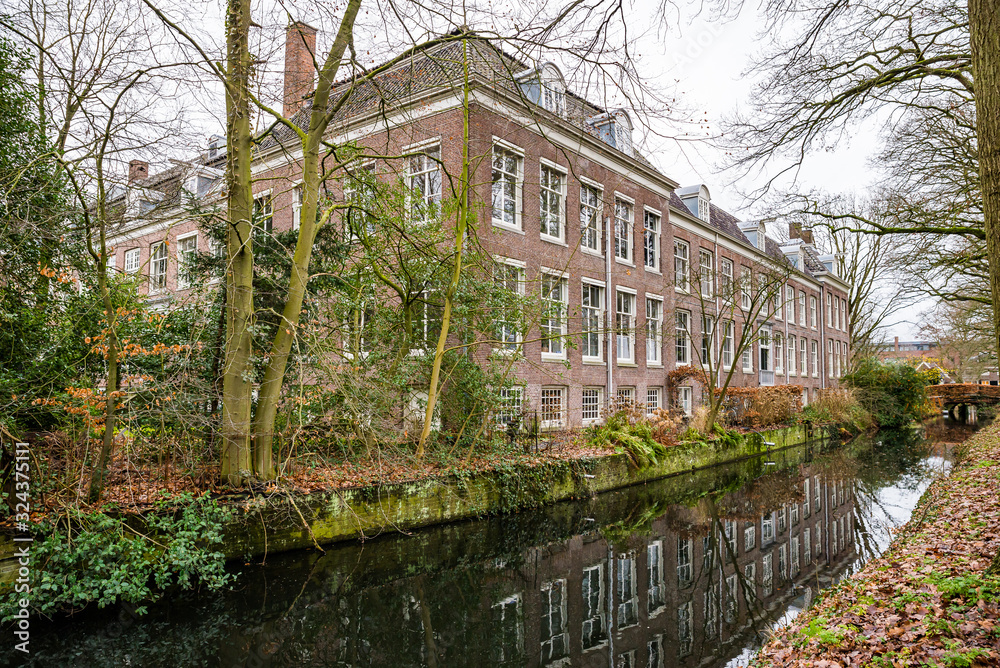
810, 295, 818, 328
815, 475, 822, 510
580, 184, 602, 252
725, 519, 736, 553
699, 249, 714, 298
678, 386, 692, 416
643, 210, 660, 270
744, 524, 756, 551
741, 341, 753, 373
616, 290, 635, 363
675, 309, 690, 365
617, 386, 635, 405
344, 162, 376, 239
762, 513, 774, 544
581, 564, 607, 650
741, 268, 752, 309
775, 290, 782, 320
648, 541, 665, 613
292, 184, 303, 231
582, 387, 603, 423
677, 601, 693, 657
582, 282, 604, 361
176, 234, 198, 289
648, 635, 664, 668
541, 387, 566, 428
811, 340, 819, 376
701, 315, 714, 367
617, 553, 639, 627
791, 535, 800, 574
786, 286, 795, 323
743, 561, 756, 601
540, 579, 568, 662
492, 594, 523, 664
804, 527, 811, 563
720, 257, 733, 295
722, 320, 734, 368
798, 291, 807, 326
788, 334, 797, 376
496, 262, 524, 352
828, 340, 835, 378
149, 242, 167, 292
804, 478, 811, 517
253, 192, 273, 234
614, 198, 633, 262
677, 537, 693, 587
646, 387, 662, 414
790, 501, 799, 525
106, 253, 116, 272
408, 146, 442, 225
646, 297, 662, 364
762, 553, 773, 596
800, 337, 808, 377
704, 585, 719, 639
124, 248, 140, 274
725, 574, 738, 623
492, 147, 521, 229
497, 386, 523, 424
541, 273, 568, 358
778, 543, 787, 578
836, 340, 843, 377
841, 298, 848, 332
539, 164, 564, 241
673, 240, 689, 291
815, 521, 823, 555
774, 334, 784, 373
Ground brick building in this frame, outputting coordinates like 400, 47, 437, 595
105, 27, 851, 428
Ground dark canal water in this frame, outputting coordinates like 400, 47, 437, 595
1, 420, 977, 667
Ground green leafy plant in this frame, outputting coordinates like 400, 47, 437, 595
1, 492, 232, 620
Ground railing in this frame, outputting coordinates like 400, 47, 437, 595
759, 370, 775, 386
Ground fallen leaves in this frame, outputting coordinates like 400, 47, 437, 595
750, 424, 1000, 667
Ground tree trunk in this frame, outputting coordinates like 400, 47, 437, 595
220, 0, 255, 485
252, 0, 362, 479
970, 0, 1000, 358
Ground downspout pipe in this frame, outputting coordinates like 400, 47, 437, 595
605, 216, 614, 404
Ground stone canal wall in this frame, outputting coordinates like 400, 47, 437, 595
0, 424, 831, 579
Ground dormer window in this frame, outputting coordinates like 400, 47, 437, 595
680, 185, 712, 224
697, 196, 709, 223
587, 109, 634, 156
196, 175, 216, 196
138, 199, 155, 214
518, 62, 566, 117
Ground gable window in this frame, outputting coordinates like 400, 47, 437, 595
496, 262, 524, 352
176, 234, 198, 289
196, 175, 216, 196
492, 146, 522, 229
615, 290, 635, 363
539, 163, 564, 241
699, 249, 714, 298
582, 282, 604, 360
408, 146, 441, 224
124, 248, 140, 274
580, 184, 602, 252
673, 240, 689, 291
646, 297, 662, 364
614, 198, 633, 262
810, 295, 818, 328
643, 210, 660, 270
675, 309, 690, 365
149, 241, 168, 292
541, 273, 568, 358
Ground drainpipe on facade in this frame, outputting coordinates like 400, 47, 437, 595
714, 233, 721, 390
820, 291, 827, 390
607, 545, 615, 668
605, 216, 614, 404
784, 284, 790, 385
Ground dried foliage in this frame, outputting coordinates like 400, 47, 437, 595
716, 385, 803, 428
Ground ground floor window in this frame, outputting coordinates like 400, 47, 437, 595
582, 388, 602, 423
678, 386, 692, 416
541, 387, 566, 427
497, 386, 523, 424
646, 387, 662, 414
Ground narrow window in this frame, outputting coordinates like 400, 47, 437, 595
540, 580, 568, 662
580, 184, 601, 252
581, 564, 607, 649
701, 315, 714, 367
541, 274, 568, 357
581, 282, 604, 360
614, 198, 633, 262
616, 290, 635, 363
646, 297, 662, 364
644, 211, 660, 270
699, 249, 714, 297
673, 240, 689, 291
539, 164, 564, 241
675, 309, 690, 365
492, 147, 521, 228
496, 263, 524, 352
149, 241, 168, 292
176, 235, 198, 289
408, 146, 442, 224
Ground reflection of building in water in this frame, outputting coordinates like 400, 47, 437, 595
492, 468, 857, 667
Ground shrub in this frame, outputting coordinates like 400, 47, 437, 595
588, 406, 668, 468
715, 386, 803, 428
842, 358, 931, 428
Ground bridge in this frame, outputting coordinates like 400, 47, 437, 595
927, 383, 1000, 420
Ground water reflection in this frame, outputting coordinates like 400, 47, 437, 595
1, 423, 967, 668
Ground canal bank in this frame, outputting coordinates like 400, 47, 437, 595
753, 420, 1000, 667
0, 423, 826, 581
0, 420, 969, 667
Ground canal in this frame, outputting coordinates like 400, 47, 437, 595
1, 420, 977, 667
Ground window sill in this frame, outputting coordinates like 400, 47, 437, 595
492, 221, 525, 235
674, 287, 690, 294
647, 362, 663, 368
582, 358, 605, 365
616, 361, 637, 367
540, 234, 567, 247
644, 266, 661, 275
541, 354, 567, 362
581, 246, 603, 258
614, 257, 635, 268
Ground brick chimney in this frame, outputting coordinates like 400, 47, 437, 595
283, 21, 318, 118
128, 159, 149, 183
894, 336, 900, 352
789, 221, 815, 245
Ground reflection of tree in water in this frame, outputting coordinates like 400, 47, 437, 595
2, 424, 965, 668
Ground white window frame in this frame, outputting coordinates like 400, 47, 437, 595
541, 271, 568, 360
786, 286, 795, 323
798, 290, 807, 326
176, 232, 198, 290
774, 333, 784, 374
497, 386, 524, 424
613, 196, 634, 264
406, 142, 442, 226
149, 241, 168, 293
675, 309, 691, 366
539, 160, 566, 243
292, 182, 303, 231
810, 295, 818, 329
124, 248, 140, 274
643, 208, 660, 272
344, 162, 377, 240
741, 268, 752, 309
581, 279, 605, 362
496, 259, 525, 353
841, 299, 848, 332
673, 239, 689, 292
701, 315, 714, 368
580, 181, 602, 254
491, 142, 523, 231
800, 336, 808, 376
646, 296, 663, 366
722, 320, 734, 369
699, 249, 714, 298
540, 386, 567, 428
582, 387, 603, 424
253, 189, 273, 235
811, 339, 819, 376
646, 387, 662, 415
720, 257, 733, 296
615, 288, 636, 363
678, 386, 692, 416
828, 340, 835, 378
788, 334, 797, 376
